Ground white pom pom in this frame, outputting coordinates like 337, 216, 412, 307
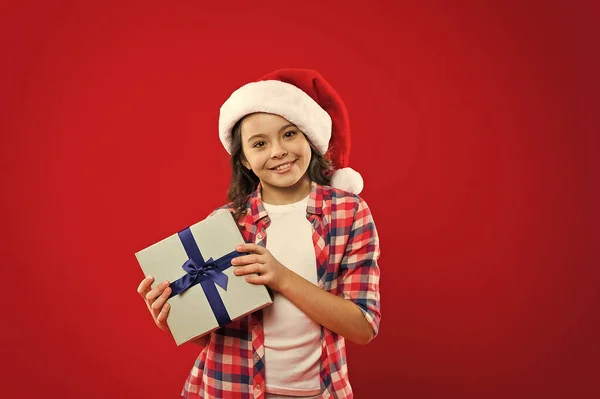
330, 167, 364, 194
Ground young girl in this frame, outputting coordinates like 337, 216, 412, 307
137, 69, 381, 399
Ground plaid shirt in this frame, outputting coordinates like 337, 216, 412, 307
182, 182, 381, 399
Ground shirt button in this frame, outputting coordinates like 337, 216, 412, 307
255, 384, 261, 390
254, 354, 260, 361
256, 233, 263, 240
253, 324, 259, 331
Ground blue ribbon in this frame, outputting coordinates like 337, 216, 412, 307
168, 227, 244, 327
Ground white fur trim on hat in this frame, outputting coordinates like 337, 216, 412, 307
218, 80, 332, 154
330, 167, 364, 194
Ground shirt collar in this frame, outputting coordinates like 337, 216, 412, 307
247, 181, 324, 224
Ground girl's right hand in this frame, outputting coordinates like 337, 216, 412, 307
137, 276, 172, 333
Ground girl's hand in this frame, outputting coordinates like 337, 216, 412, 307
232, 243, 291, 292
137, 276, 171, 333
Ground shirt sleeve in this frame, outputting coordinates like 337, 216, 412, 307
339, 197, 381, 337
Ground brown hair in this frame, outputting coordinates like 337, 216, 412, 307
227, 116, 332, 220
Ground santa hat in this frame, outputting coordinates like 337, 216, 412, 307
218, 69, 364, 194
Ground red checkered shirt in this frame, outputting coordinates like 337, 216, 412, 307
181, 182, 381, 399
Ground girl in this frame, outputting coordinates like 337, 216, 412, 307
137, 69, 381, 399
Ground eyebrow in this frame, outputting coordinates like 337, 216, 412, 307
246, 123, 297, 143
278, 123, 296, 132
246, 133, 267, 143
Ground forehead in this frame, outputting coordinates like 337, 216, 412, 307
240, 113, 295, 138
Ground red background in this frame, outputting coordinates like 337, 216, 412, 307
1, 1, 598, 398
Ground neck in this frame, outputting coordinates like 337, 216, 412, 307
261, 176, 312, 205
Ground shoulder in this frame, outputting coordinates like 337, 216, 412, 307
316, 185, 377, 230
319, 184, 370, 210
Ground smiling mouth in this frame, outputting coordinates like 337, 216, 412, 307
270, 160, 296, 171
269, 160, 297, 172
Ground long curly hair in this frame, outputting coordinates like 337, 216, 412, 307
227, 116, 332, 220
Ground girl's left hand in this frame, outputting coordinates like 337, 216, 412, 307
232, 243, 290, 292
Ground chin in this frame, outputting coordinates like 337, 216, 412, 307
264, 171, 310, 189
268, 177, 303, 188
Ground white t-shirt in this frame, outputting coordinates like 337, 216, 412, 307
262, 195, 321, 397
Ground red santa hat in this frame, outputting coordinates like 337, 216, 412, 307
218, 68, 364, 194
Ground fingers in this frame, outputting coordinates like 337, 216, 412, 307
236, 243, 266, 255
137, 276, 154, 297
138, 276, 171, 334
155, 302, 171, 332
150, 287, 171, 315
233, 263, 262, 276
145, 280, 170, 303
244, 273, 268, 285
232, 253, 261, 266
151, 284, 172, 313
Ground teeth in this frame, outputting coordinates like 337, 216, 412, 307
275, 162, 292, 170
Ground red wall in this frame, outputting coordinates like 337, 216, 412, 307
2, 1, 598, 398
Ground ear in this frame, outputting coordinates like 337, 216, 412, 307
241, 158, 251, 170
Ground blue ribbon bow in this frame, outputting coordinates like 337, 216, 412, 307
168, 227, 244, 327
178, 256, 229, 291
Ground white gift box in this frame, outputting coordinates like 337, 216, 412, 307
135, 210, 273, 345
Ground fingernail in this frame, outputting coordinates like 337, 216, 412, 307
236, 245, 242, 251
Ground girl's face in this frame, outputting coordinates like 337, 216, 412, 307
240, 112, 312, 203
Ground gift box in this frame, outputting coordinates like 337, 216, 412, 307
135, 210, 273, 346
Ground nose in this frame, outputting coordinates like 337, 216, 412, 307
270, 141, 288, 159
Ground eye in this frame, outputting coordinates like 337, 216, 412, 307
252, 141, 266, 148
283, 130, 296, 139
